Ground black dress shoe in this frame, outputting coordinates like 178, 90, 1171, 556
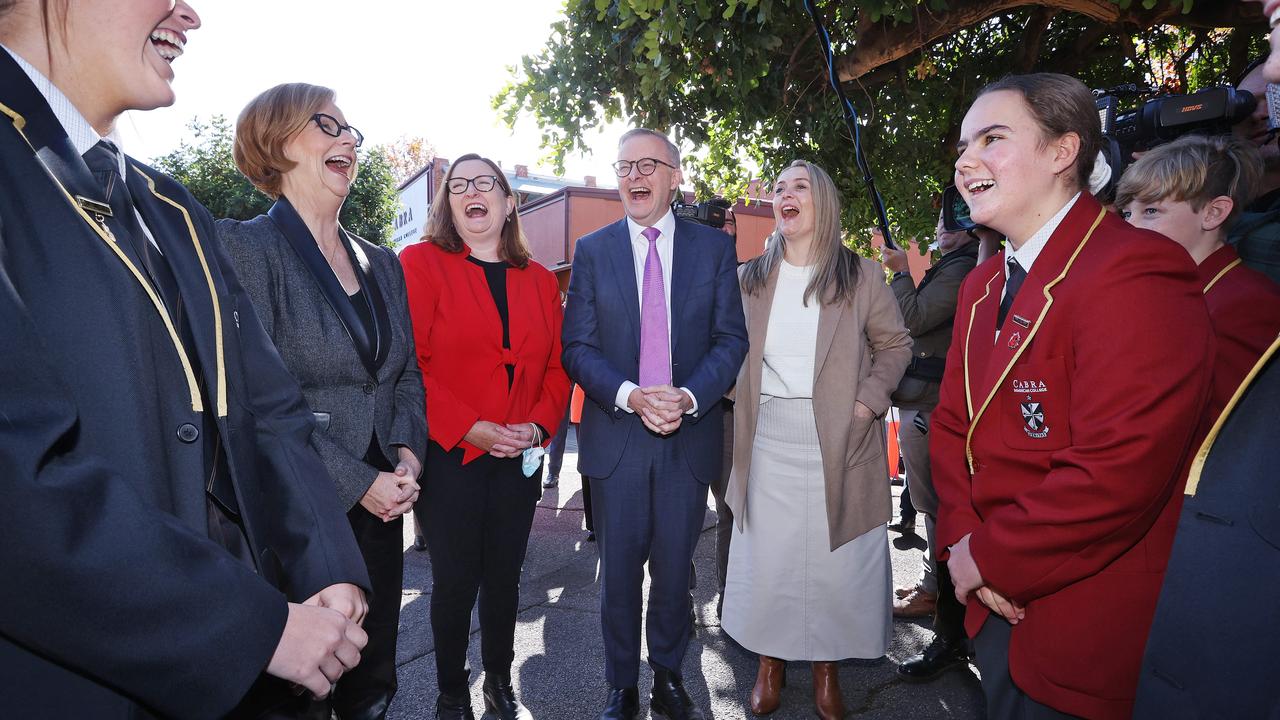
896, 635, 970, 683
483, 673, 532, 720
597, 686, 639, 720
435, 692, 475, 720
650, 668, 705, 720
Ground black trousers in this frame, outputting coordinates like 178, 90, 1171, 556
419, 443, 539, 696
973, 617, 1080, 719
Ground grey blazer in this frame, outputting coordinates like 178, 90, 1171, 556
218, 213, 428, 509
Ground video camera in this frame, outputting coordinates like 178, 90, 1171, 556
941, 84, 1259, 231
672, 198, 729, 229
1095, 84, 1257, 193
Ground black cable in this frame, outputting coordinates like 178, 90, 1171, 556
801, 0, 896, 249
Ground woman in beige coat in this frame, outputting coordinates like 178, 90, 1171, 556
721, 161, 911, 719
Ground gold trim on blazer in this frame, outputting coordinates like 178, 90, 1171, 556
1202, 257, 1242, 295
133, 166, 227, 417
1185, 333, 1280, 496
0, 101, 204, 412
963, 270, 999, 423
963, 208, 1106, 473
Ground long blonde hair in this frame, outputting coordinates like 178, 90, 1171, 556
740, 160, 860, 306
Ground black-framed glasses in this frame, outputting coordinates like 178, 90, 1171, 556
446, 175, 501, 194
310, 113, 364, 148
612, 157, 677, 178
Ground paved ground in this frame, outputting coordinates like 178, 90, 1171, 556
387, 429, 984, 719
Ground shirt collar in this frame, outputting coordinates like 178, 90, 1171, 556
626, 209, 676, 244
1, 43, 126, 175
1006, 192, 1080, 277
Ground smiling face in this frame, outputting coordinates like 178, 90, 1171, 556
446, 158, 514, 246
954, 90, 1077, 245
617, 133, 682, 226
1246, 0, 1280, 82
280, 101, 358, 202
38, 1, 201, 131
772, 165, 815, 244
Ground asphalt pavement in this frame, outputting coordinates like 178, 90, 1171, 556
387, 428, 984, 719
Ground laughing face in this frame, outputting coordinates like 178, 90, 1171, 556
772, 165, 814, 243
616, 134, 682, 227
53, 1, 201, 128
281, 101, 358, 202
1244, 0, 1280, 83
446, 158, 514, 245
954, 90, 1073, 244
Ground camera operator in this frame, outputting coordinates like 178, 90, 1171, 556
879, 214, 998, 682
1229, 55, 1280, 284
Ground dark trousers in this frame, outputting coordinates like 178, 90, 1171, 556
420, 443, 539, 696
546, 395, 573, 479
592, 431, 708, 687
934, 560, 965, 643
295, 507, 404, 720
582, 475, 595, 532
974, 617, 1080, 720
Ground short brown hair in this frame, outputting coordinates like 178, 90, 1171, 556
977, 73, 1102, 191
1114, 134, 1263, 229
423, 153, 532, 269
233, 83, 335, 199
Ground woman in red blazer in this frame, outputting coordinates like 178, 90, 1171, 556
400, 154, 569, 720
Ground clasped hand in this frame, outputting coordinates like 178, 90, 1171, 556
629, 385, 691, 435
948, 533, 1025, 625
359, 448, 419, 522
465, 420, 540, 459
267, 583, 369, 699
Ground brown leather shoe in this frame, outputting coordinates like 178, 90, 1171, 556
892, 586, 938, 618
749, 655, 786, 715
894, 586, 914, 599
811, 662, 845, 720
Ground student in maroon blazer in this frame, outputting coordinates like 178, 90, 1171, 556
932, 74, 1214, 720
1116, 134, 1280, 419
400, 154, 570, 720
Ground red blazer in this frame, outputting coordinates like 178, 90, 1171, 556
1199, 243, 1280, 418
400, 241, 570, 464
931, 195, 1215, 719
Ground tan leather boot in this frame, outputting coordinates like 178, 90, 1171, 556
811, 661, 846, 720
749, 655, 786, 715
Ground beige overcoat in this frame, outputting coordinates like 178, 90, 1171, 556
726, 255, 911, 551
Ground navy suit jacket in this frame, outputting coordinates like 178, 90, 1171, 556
0, 52, 367, 719
562, 217, 747, 483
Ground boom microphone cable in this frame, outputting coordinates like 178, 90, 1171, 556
801, 0, 897, 249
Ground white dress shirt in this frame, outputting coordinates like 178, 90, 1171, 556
996, 192, 1080, 340
2, 44, 161, 251
614, 210, 698, 414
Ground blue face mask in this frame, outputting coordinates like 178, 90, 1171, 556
521, 446, 546, 477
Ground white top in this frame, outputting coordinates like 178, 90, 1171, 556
760, 259, 821, 399
996, 191, 1081, 341
612, 210, 697, 414
1, 44, 161, 252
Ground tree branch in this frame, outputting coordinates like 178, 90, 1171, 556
835, 0, 1266, 82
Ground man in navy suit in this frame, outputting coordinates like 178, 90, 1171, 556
563, 128, 748, 720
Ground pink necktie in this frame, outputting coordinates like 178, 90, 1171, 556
638, 226, 671, 386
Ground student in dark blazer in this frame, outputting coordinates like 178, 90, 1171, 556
562, 129, 748, 720
401, 154, 571, 720
218, 83, 428, 720
0, 4, 370, 718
